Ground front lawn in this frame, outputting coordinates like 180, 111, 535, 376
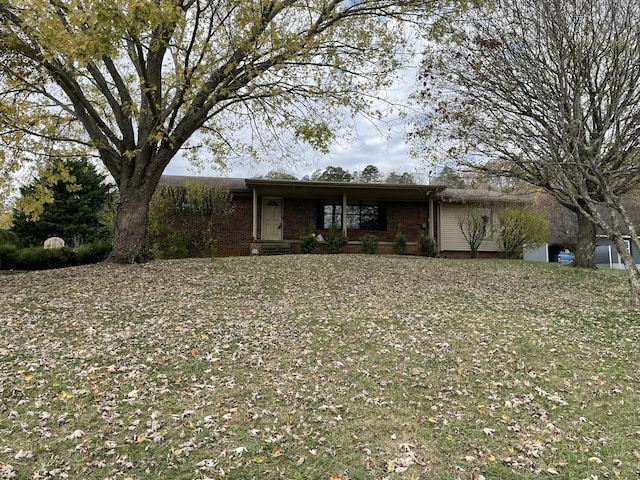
1, 256, 638, 479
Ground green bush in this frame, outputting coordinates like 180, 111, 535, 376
393, 231, 407, 255
418, 234, 436, 257
496, 207, 549, 259
299, 232, 318, 254
0, 240, 112, 270
362, 234, 379, 254
148, 194, 187, 259
75, 240, 112, 264
326, 223, 348, 254
0, 244, 19, 269
148, 183, 235, 258
0, 230, 23, 248
14, 247, 75, 270
152, 235, 189, 259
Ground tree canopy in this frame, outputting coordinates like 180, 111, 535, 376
355, 164, 382, 183
305, 165, 418, 183
310, 165, 353, 182
385, 171, 416, 184
0, 0, 446, 263
257, 170, 298, 181
413, 0, 640, 303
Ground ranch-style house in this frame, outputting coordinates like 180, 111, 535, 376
158, 176, 529, 257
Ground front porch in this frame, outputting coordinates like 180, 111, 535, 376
246, 179, 443, 255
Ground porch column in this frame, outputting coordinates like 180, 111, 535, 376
342, 191, 348, 236
428, 195, 435, 239
252, 189, 258, 240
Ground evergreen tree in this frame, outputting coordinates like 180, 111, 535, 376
311, 166, 353, 182
12, 159, 113, 247
385, 172, 416, 184
357, 165, 382, 183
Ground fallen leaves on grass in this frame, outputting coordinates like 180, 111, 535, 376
1, 256, 639, 479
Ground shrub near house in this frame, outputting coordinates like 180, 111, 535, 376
496, 207, 549, 259
148, 182, 235, 258
325, 223, 348, 254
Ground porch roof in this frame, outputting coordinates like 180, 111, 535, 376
244, 179, 445, 202
160, 176, 444, 201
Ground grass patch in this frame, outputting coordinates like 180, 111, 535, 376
1, 256, 639, 479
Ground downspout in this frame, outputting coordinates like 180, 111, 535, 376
252, 189, 258, 240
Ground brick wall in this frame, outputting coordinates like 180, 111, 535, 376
282, 200, 431, 243
383, 201, 430, 243
283, 199, 317, 239
161, 194, 434, 257
212, 195, 253, 256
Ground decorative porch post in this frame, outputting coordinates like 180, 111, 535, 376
428, 195, 435, 240
252, 189, 258, 240
342, 191, 348, 236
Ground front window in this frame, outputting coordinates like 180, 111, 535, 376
320, 201, 386, 230
323, 204, 342, 229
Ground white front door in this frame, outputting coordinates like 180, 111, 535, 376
262, 198, 283, 240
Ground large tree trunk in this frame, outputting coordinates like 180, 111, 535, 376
610, 232, 640, 307
579, 199, 640, 307
573, 210, 596, 269
607, 201, 640, 307
108, 183, 156, 264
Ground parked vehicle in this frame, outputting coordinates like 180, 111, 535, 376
556, 251, 575, 263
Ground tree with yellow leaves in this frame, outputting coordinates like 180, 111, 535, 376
0, 0, 461, 263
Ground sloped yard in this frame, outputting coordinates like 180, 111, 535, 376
1, 256, 639, 479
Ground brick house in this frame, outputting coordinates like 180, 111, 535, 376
158, 176, 527, 257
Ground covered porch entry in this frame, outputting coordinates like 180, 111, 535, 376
246, 179, 444, 255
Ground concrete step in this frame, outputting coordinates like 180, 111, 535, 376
260, 242, 292, 255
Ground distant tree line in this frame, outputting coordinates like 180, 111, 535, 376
256, 165, 417, 184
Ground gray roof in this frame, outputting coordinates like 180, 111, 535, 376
437, 188, 531, 205
158, 176, 531, 205
159, 176, 248, 191
159, 175, 446, 201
